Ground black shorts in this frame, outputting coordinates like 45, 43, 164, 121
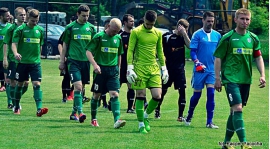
67, 59, 90, 84
162, 68, 186, 90
16, 63, 41, 82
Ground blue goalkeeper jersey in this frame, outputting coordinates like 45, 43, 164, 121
190, 28, 221, 72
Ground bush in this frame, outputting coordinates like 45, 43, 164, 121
249, 3, 269, 35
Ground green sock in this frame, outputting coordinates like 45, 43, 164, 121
5, 83, 12, 104
135, 99, 144, 122
74, 91, 83, 114
33, 85, 42, 110
10, 86, 15, 105
233, 111, 246, 142
111, 97, 120, 122
22, 86, 28, 95
146, 98, 159, 115
91, 97, 98, 120
224, 114, 235, 143
14, 86, 23, 108
71, 101, 77, 115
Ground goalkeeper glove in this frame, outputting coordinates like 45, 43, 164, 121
126, 65, 137, 84
161, 66, 169, 84
194, 59, 206, 73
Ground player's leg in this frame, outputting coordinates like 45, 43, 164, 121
126, 83, 135, 113
176, 69, 187, 121
61, 70, 71, 102
30, 63, 48, 117
0, 71, 5, 92
7, 61, 17, 108
4, 69, 13, 108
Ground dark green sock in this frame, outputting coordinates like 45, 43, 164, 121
146, 98, 159, 115
74, 91, 83, 114
5, 83, 12, 104
135, 99, 144, 122
91, 97, 98, 120
233, 111, 246, 142
33, 85, 42, 110
224, 113, 235, 143
22, 86, 28, 95
14, 86, 23, 108
71, 101, 77, 115
10, 86, 15, 105
111, 97, 120, 122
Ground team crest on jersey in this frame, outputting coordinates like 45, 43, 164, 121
247, 38, 251, 43
114, 39, 117, 44
86, 27, 90, 31
36, 30, 39, 34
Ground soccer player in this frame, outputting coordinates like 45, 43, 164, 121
155, 19, 190, 121
185, 11, 221, 128
11, 9, 48, 116
214, 8, 266, 149
119, 14, 136, 113
86, 18, 126, 128
127, 10, 169, 134
0, 7, 12, 106
3, 7, 26, 109
59, 5, 96, 123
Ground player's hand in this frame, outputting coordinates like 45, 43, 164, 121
161, 66, 169, 84
3, 58, 8, 69
194, 59, 206, 73
177, 24, 186, 36
258, 76, 266, 88
93, 64, 101, 74
59, 61, 65, 70
126, 65, 137, 84
14, 53, 22, 61
214, 78, 222, 92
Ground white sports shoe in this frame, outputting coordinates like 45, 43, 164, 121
114, 119, 126, 129
12, 104, 22, 112
206, 123, 219, 129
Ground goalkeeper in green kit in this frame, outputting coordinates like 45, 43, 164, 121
126, 10, 169, 134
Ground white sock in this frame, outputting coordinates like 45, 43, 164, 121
139, 122, 145, 128
144, 111, 148, 118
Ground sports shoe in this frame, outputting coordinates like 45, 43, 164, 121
154, 110, 160, 119
36, 108, 48, 117
62, 98, 67, 103
66, 96, 73, 101
14, 108, 20, 114
139, 126, 148, 134
79, 113, 86, 123
185, 119, 191, 126
222, 145, 235, 149
70, 113, 79, 121
126, 109, 135, 113
206, 123, 219, 129
114, 119, 126, 129
12, 105, 22, 112
144, 118, 150, 132
177, 117, 185, 122
7, 104, 14, 109
82, 97, 90, 104
0, 86, 6, 92
91, 119, 99, 127
241, 144, 252, 149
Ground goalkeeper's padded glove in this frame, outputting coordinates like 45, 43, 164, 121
161, 66, 169, 84
194, 59, 206, 73
126, 65, 137, 84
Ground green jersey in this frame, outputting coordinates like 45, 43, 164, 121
12, 23, 44, 64
127, 25, 165, 66
3, 23, 20, 62
0, 23, 12, 61
62, 21, 96, 61
86, 31, 124, 66
214, 30, 261, 84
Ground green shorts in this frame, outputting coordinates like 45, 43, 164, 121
15, 63, 41, 82
6, 61, 16, 80
91, 65, 120, 93
67, 59, 90, 84
132, 64, 161, 90
224, 83, 250, 107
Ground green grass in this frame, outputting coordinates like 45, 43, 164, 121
0, 60, 268, 149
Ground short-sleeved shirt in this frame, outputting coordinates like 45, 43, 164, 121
163, 33, 186, 69
0, 23, 12, 61
62, 21, 96, 61
127, 25, 165, 67
3, 23, 19, 62
119, 30, 130, 70
12, 23, 44, 64
190, 28, 221, 72
214, 30, 261, 84
85, 31, 123, 66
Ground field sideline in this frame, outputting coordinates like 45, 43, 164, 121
0, 59, 268, 149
